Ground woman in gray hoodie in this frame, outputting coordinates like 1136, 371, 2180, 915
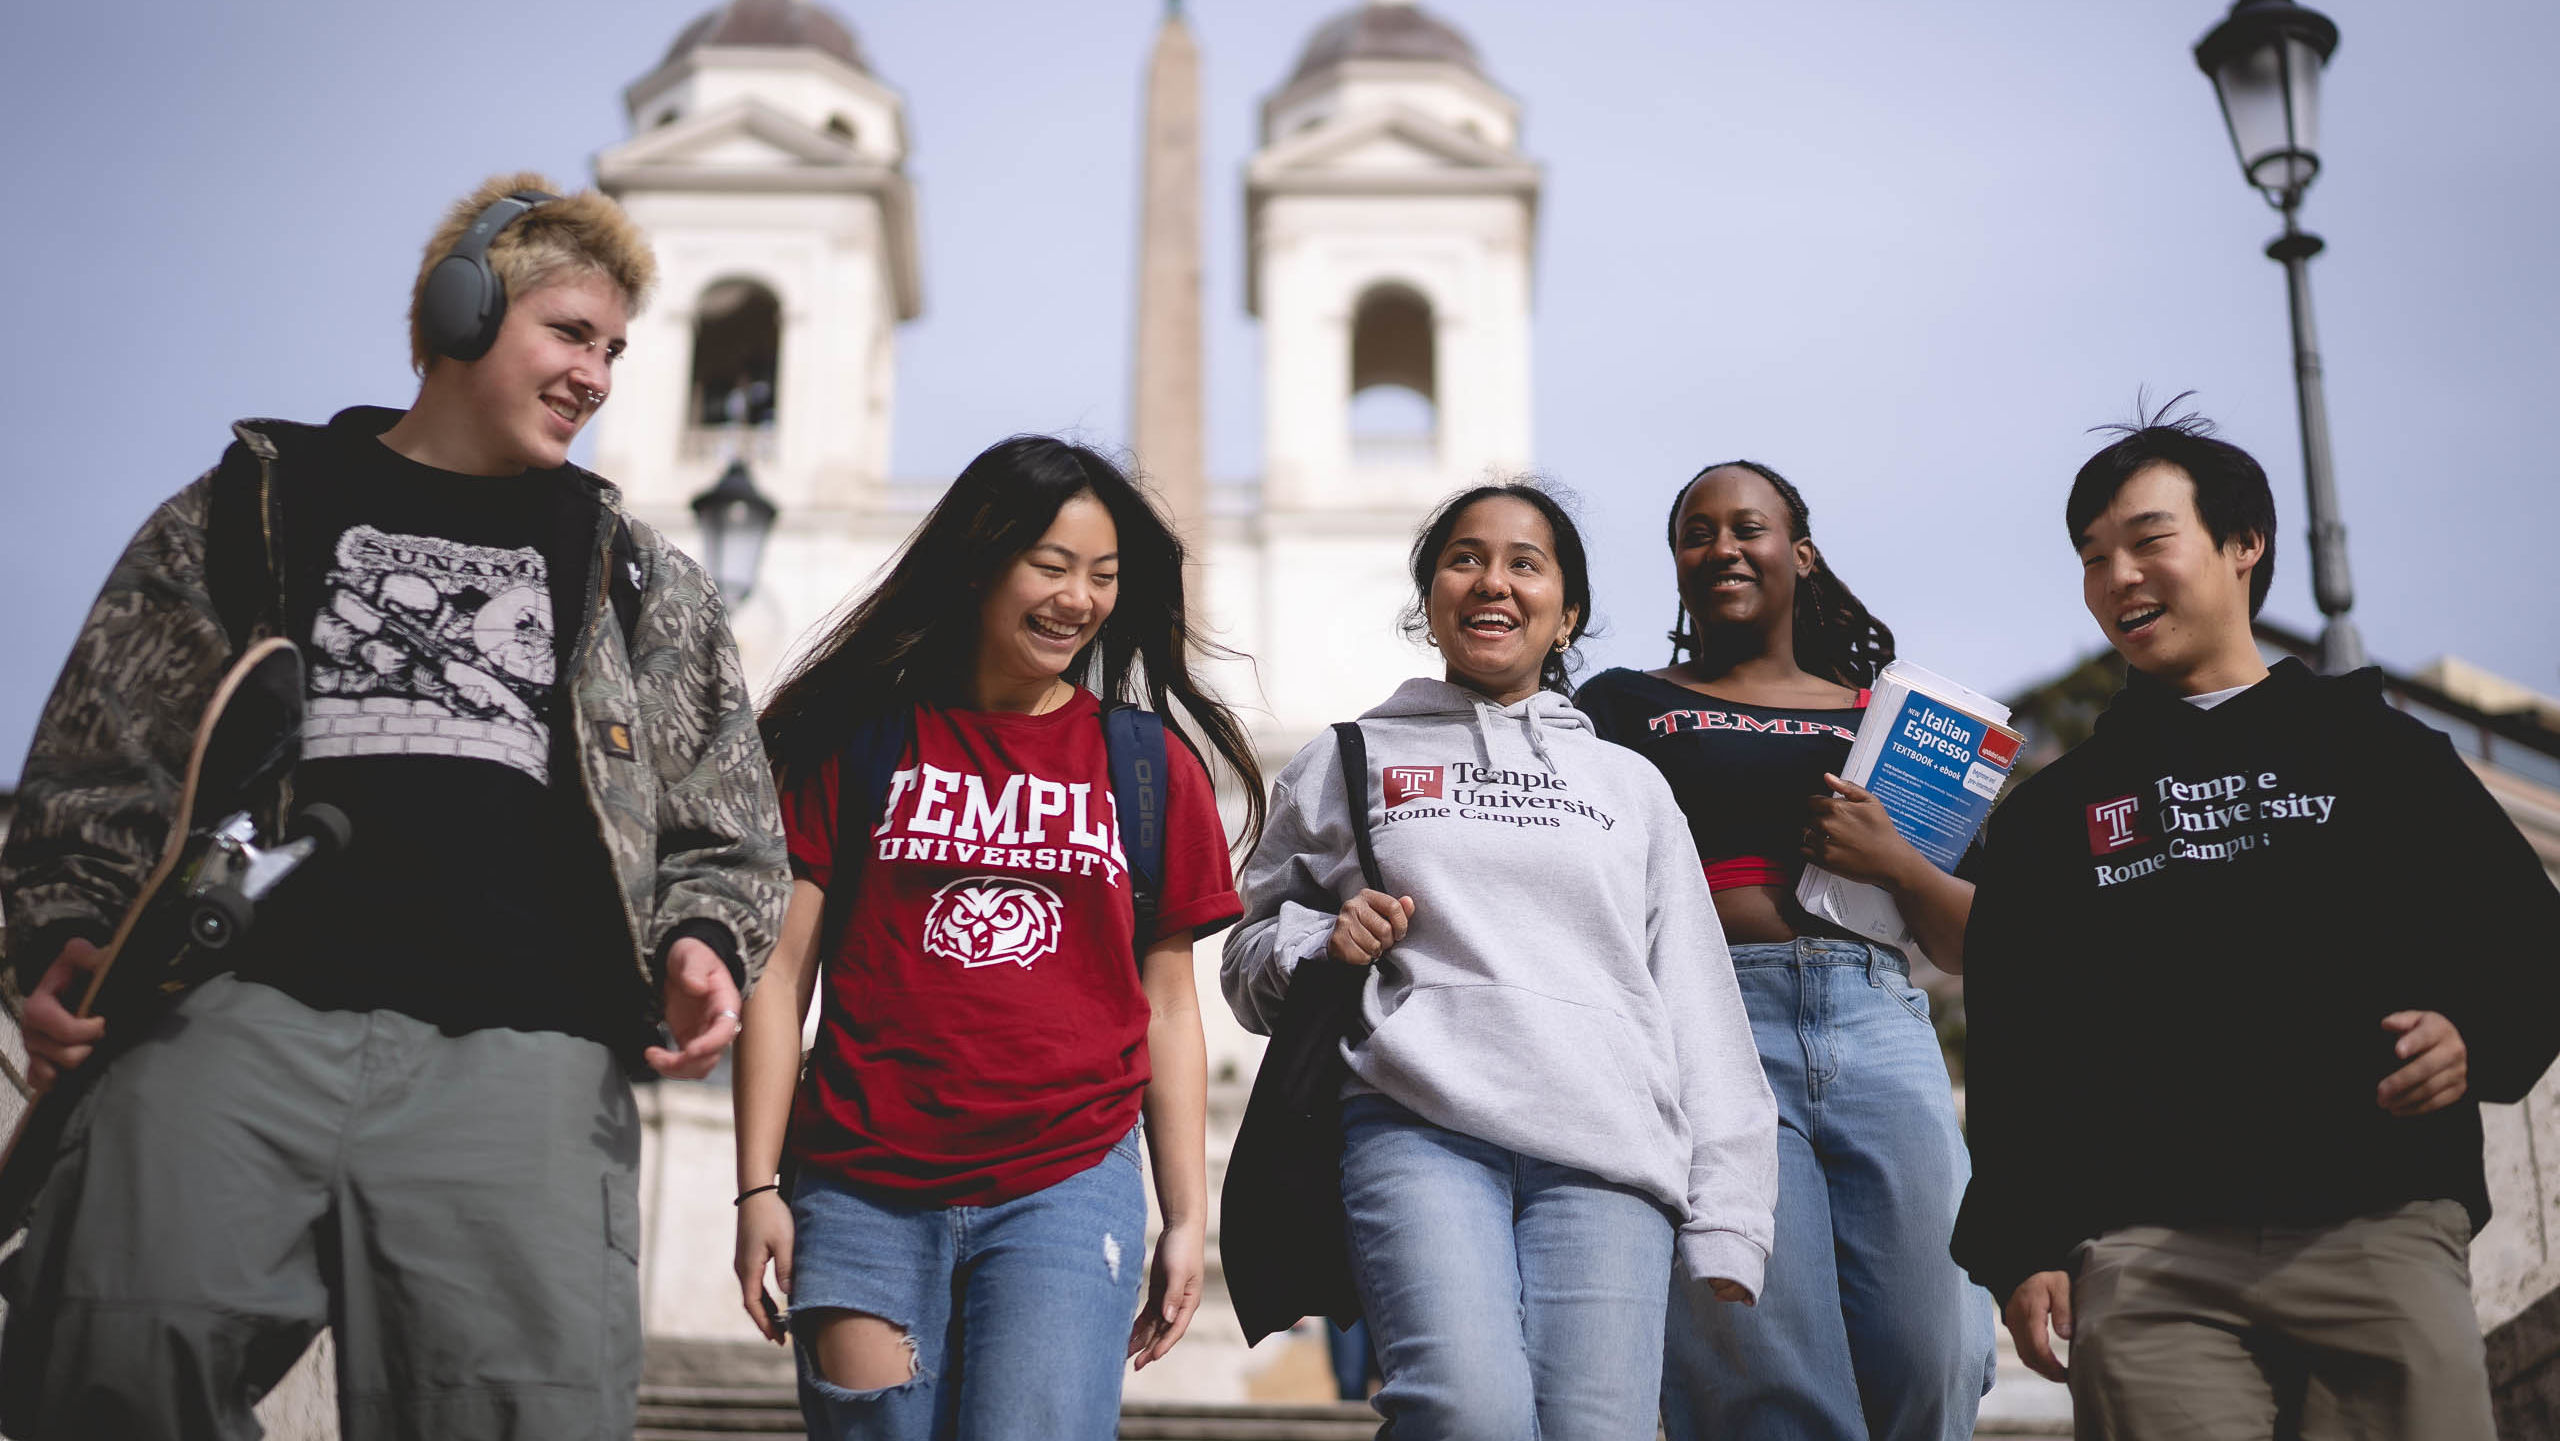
1224, 484, 1778, 1441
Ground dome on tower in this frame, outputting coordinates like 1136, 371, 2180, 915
662, 0, 868, 73
1287, 1, 1481, 84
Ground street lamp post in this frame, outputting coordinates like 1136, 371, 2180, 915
690, 457, 778, 605
2196, 0, 2364, 673
689, 381, 779, 604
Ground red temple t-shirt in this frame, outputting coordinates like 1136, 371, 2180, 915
780, 690, 1241, 1206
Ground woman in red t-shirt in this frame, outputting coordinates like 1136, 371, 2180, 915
733, 436, 1264, 1440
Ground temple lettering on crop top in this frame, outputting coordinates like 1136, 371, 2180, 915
778, 690, 1241, 1207
1577, 667, 1866, 893
1641, 707, 1859, 741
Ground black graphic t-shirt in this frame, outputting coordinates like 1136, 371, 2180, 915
1576, 667, 1862, 890
236, 424, 632, 1047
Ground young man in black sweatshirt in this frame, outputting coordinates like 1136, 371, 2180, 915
1950, 411, 2560, 1439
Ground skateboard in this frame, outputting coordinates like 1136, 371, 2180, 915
0, 637, 350, 1236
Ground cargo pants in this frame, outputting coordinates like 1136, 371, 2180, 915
2066, 1199, 2497, 1440
0, 974, 643, 1441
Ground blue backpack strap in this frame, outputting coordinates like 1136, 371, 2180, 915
813, 706, 916, 970
1103, 703, 1168, 966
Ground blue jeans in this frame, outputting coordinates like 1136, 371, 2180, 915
1662, 940, 1996, 1441
1327, 1319, 1378, 1400
1340, 1093, 1674, 1441
785, 1127, 1145, 1441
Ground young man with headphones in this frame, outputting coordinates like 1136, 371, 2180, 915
0, 172, 789, 1439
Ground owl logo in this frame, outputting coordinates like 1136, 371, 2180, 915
922, 876, 1067, 970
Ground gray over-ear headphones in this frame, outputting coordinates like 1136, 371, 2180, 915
418, 189, 559, 363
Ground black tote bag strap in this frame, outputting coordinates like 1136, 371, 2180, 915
1330, 721, 1385, 893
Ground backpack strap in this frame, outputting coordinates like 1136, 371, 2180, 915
1103, 704, 1168, 965
607, 515, 643, 651
204, 440, 280, 658
812, 707, 917, 972
1330, 722, 1386, 893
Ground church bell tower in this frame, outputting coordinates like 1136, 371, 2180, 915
1248, 0, 1540, 514
1213, 0, 1543, 751
589, 0, 922, 685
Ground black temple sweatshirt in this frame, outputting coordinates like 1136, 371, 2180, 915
1952, 659, 2560, 1304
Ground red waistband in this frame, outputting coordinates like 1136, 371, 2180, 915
1703, 855, 1790, 892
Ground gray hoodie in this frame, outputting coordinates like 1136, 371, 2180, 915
1225, 678, 1779, 1296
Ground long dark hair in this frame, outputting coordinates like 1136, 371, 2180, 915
1664, 459, 1894, 688
1402, 481, 1595, 696
759, 434, 1265, 848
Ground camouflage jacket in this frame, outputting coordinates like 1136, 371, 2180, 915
0, 413, 789, 1021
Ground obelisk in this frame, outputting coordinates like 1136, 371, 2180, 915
1132, 0, 1205, 540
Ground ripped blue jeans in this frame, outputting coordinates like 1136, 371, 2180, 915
786, 1127, 1146, 1441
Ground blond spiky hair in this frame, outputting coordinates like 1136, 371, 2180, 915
407, 171, 658, 374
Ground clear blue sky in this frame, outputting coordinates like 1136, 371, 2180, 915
4, 1, 2554, 783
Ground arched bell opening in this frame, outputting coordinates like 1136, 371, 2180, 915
686, 278, 782, 459
1349, 282, 1437, 468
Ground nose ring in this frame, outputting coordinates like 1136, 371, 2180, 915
579, 387, 604, 407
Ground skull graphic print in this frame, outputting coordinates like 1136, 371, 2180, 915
923, 876, 1068, 969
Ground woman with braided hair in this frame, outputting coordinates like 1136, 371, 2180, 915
1577, 461, 1997, 1440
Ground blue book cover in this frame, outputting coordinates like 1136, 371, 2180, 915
1797, 661, 2021, 951
1861, 691, 2020, 872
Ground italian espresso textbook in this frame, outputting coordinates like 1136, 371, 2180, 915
1797, 660, 2023, 955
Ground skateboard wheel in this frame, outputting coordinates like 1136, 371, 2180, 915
189, 886, 253, 950
289, 803, 353, 857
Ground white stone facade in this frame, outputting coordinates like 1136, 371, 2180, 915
2468, 756, 2560, 1332
583, 3, 1550, 1400
567, 0, 2560, 1420
590, 35, 922, 697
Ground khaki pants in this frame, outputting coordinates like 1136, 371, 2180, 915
2067, 1199, 2495, 1441
0, 975, 642, 1441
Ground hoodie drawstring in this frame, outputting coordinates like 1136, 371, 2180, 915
1472, 697, 1561, 773
1522, 702, 1558, 772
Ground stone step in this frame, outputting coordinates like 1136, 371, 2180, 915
637, 1384, 804, 1437
636, 1387, 1383, 1441
636, 1384, 2071, 1441
1119, 1400, 1379, 1439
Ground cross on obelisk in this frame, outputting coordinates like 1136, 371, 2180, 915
1132, 0, 1205, 542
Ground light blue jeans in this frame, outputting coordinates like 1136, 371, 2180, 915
1662, 939, 1997, 1441
1340, 1092, 1675, 1441
785, 1127, 1145, 1441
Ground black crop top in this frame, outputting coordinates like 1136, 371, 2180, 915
1576, 667, 1864, 892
